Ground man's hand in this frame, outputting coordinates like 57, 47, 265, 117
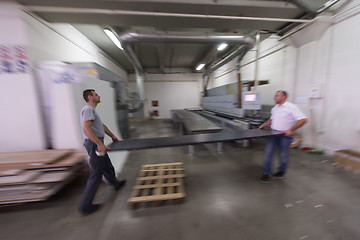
282, 130, 293, 137
97, 142, 111, 153
258, 119, 271, 129
111, 136, 119, 142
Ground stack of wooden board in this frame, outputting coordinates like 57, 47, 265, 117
128, 162, 186, 209
0, 149, 86, 205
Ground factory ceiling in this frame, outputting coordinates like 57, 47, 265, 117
16, 0, 345, 73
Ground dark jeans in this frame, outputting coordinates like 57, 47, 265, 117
263, 135, 292, 176
80, 138, 118, 211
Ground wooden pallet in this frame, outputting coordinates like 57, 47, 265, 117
128, 162, 186, 209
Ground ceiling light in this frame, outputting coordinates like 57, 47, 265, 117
317, 0, 339, 13
217, 43, 228, 51
104, 29, 123, 50
196, 63, 205, 71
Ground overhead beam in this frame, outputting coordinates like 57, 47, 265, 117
25, 6, 311, 23
290, 0, 316, 13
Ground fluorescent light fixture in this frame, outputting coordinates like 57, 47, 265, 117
217, 43, 228, 51
196, 63, 205, 71
104, 29, 123, 50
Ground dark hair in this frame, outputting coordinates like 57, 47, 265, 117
83, 89, 95, 102
277, 90, 288, 98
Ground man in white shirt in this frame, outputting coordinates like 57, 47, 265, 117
258, 90, 307, 183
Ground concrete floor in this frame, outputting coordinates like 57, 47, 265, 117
1, 119, 360, 240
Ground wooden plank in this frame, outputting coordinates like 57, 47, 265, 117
167, 186, 174, 194
0, 149, 74, 164
142, 162, 183, 168
140, 168, 185, 172
128, 193, 185, 203
142, 188, 151, 197
0, 151, 85, 177
153, 187, 162, 196
0, 168, 24, 177
0, 193, 49, 203
31, 171, 73, 184
31, 152, 85, 169
137, 174, 185, 181
0, 155, 84, 205
131, 188, 141, 198
0, 171, 41, 185
133, 182, 182, 189
178, 184, 186, 197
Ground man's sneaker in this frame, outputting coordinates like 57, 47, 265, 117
273, 171, 285, 178
259, 174, 270, 183
79, 204, 101, 216
114, 179, 127, 191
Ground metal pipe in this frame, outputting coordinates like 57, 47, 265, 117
203, 44, 253, 77
290, 0, 316, 13
317, 0, 340, 14
277, 13, 316, 37
234, 44, 252, 108
278, 16, 319, 41
121, 43, 144, 112
277, 0, 318, 37
254, 31, 261, 90
332, 1, 360, 19
278, 0, 340, 37
25, 6, 312, 23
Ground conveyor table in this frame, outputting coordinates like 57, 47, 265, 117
171, 109, 222, 134
109, 129, 282, 152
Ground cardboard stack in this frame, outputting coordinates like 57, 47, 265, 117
333, 149, 360, 174
0, 149, 86, 205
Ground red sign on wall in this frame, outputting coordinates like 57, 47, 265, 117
0, 45, 29, 74
152, 100, 159, 107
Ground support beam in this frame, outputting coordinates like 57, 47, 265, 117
237, 73, 242, 108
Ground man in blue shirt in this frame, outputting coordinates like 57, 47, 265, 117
79, 89, 126, 215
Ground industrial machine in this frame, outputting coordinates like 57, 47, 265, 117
36, 61, 130, 149
199, 83, 268, 131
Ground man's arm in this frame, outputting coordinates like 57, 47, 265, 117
259, 118, 272, 129
103, 123, 119, 142
283, 118, 307, 136
83, 120, 110, 152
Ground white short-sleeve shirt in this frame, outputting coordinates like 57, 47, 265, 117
270, 102, 307, 131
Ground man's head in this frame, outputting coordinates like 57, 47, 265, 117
274, 90, 287, 104
83, 89, 101, 105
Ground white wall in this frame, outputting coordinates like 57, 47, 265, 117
0, 2, 46, 152
0, 2, 128, 152
129, 71, 202, 118
24, 14, 127, 80
318, 2, 360, 152
207, 0, 360, 154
